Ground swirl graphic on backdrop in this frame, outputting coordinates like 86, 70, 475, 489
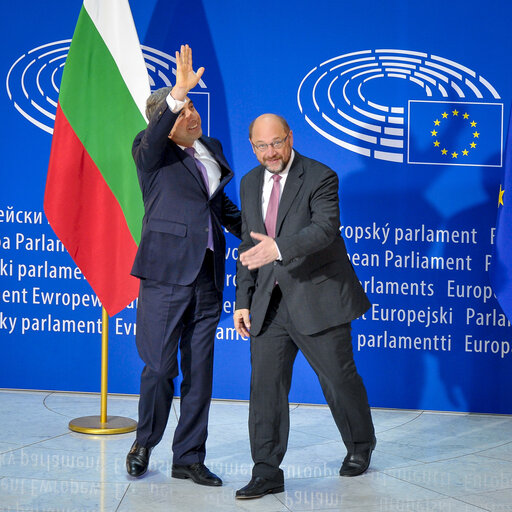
297, 49, 502, 165
6, 41, 208, 135
6, 40, 69, 134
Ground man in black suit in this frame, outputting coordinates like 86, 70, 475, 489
126, 45, 241, 485
234, 114, 375, 499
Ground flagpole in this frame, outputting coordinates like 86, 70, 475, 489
68, 307, 137, 435
100, 305, 109, 423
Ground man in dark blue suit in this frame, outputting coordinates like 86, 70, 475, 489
126, 45, 241, 485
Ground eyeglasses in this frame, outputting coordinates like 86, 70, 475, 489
252, 133, 290, 152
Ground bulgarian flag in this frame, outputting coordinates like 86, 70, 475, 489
44, 0, 150, 317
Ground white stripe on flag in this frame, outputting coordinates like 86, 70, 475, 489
84, 0, 150, 121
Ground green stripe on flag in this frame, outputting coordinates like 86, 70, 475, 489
59, 6, 146, 243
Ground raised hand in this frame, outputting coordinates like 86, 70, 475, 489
171, 44, 205, 101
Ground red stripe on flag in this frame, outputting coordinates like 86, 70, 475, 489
44, 104, 139, 316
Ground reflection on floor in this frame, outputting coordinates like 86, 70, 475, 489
1, 390, 512, 511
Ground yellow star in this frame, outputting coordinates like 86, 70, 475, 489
431, 129, 438, 136
470, 121, 477, 127
434, 140, 440, 147
473, 131, 480, 138
452, 109, 459, 116
442, 112, 448, 118
470, 142, 477, 148
499, 185, 505, 206
462, 149, 469, 156
452, 151, 458, 158
441, 148, 448, 155
463, 113, 469, 119
434, 119, 441, 126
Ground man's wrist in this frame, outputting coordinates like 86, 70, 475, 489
170, 86, 188, 102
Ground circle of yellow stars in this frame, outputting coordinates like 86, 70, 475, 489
430, 109, 479, 159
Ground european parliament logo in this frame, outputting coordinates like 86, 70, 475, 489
6, 41, 211, 135
298, 49, 503, 166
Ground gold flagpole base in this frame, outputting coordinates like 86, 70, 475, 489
69, 415, 137, 435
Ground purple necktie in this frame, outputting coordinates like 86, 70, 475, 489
185, 147, 214, 251
265, 174, 282, 238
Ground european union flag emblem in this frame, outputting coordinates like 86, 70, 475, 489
408, 101, 503, 166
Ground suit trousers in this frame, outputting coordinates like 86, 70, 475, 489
249, 286, 374, 481
135, 250, 222, 464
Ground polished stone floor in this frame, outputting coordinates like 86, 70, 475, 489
1, 390, 512, 511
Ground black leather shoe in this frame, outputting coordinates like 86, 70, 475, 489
339, 437, 376, 477
171, 463, 222, 486
126, 441, 152, 477
235, 476, 284, 499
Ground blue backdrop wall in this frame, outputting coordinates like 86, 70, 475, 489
2, 0, 512, 414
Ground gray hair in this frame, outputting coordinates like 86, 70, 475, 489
145, 86, 173, 120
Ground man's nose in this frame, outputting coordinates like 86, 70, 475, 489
264, 144, 277, 156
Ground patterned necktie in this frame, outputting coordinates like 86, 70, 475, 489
184, 146, 214, 251
265, 174, 282, 238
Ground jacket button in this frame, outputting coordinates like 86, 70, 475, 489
205, 227, 209, 232
273, 261, 277, 266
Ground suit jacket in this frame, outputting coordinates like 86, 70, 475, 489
236, 151, 370, 336
131, 100, 241, 291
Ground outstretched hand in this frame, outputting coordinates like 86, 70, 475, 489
172, 44, 205, 101
239, 232, 279, 270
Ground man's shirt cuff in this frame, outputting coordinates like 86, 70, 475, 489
275, 240, 282, 261
166, 93, 185, 113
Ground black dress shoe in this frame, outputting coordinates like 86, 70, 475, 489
171, 463, 222, 486
235, 476, 285, 499
339, 437, 376, 477
126, 441, 152, 477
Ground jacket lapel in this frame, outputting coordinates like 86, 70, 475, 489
276, 155, 303, 235
202, 136, 230, 170
200, 137, 234, 199
247, 167, 266, 233
172, 143, 209, 195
